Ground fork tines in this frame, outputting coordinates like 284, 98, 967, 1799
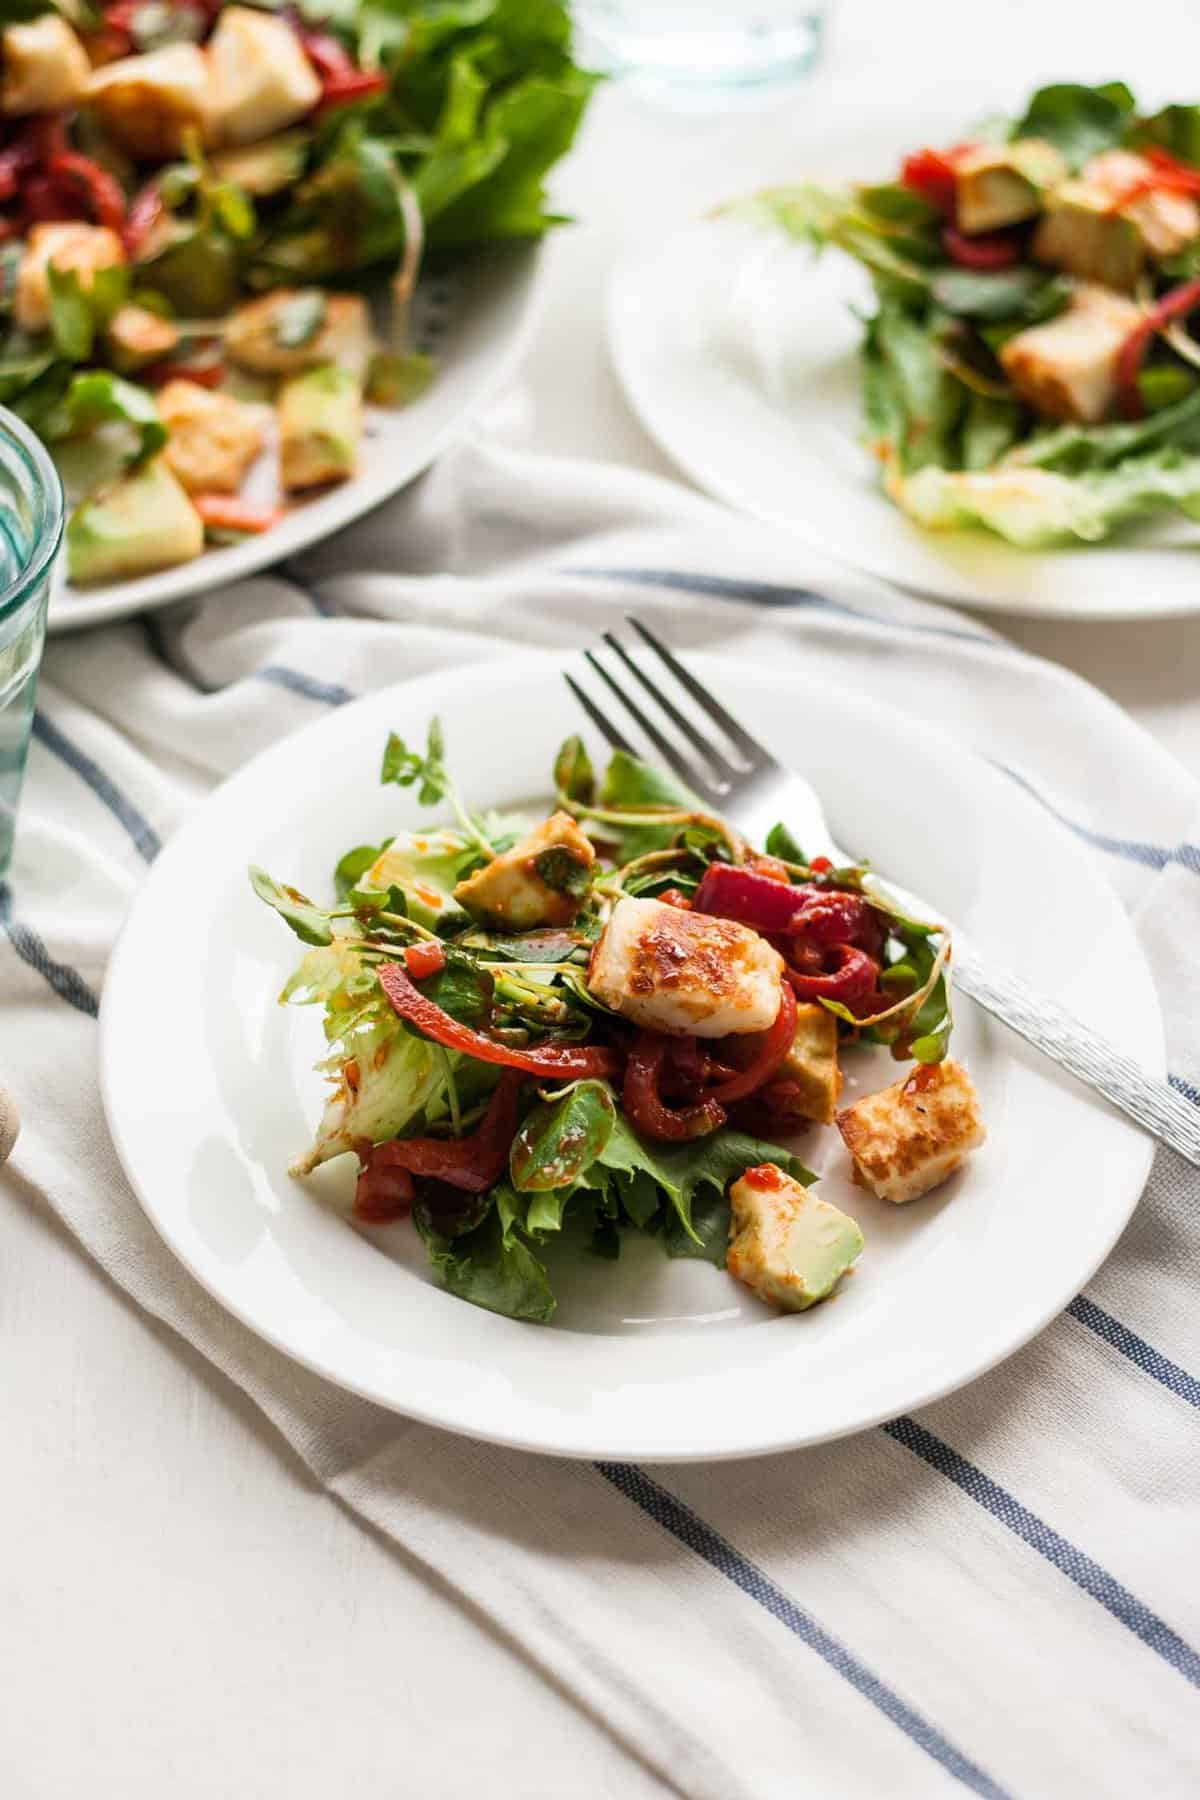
564, 617, 767, 808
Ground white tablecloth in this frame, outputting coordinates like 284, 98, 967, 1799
5, 7, 1200, 1796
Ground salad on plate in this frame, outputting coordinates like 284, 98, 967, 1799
735, 80, 1200, 547
0, 0, 593, 585
252, 723, 986, 1324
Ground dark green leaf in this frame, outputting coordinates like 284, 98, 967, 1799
930, 266, 1069, 325
48, 263, 130, 362
421, 947, 493, 1024
553, 732, 594, 803
1138, 365, 1196, 413
1127, 103, 1200, 169
1011, 81, 1136, 169
961, 393, 1024, 472
531, 844, 590, 899
764, 822, 806, 864
510, 1079, 616, 1192
248, 866, 334, 946
417, 1202, 556, 1322
334, 840, 389, 901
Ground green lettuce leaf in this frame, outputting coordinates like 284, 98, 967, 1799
1010, 81, 1136, 169
417, 1201, 556, 1323
42, 371, 166, 468
893, 452, 1200, 547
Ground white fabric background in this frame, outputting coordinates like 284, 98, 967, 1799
4, 5, 1200, 1796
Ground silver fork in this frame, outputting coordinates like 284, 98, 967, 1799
566, 617, 1200, 1169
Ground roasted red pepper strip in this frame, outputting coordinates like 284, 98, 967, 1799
316, 68, 389, 111
143, 354, 225, 389
693, 862, 804, 932
360, 1070, 523, 1195
1115, 275, 1200, 419
709, 979, 796, 1105
785, 944, 877, 1005
942, 224, 1020, 270
378, 959, 620, 1078
48, 151, 127, 233
624, 1032, 726, 1141
900, 146, 961, 216
403, 939, 447, 981
789, 887, 883, 956
193, 496, 286, 535
354, 1152, 413, 1223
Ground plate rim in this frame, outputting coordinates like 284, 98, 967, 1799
99, 652, 1162, 1460
47, 241, 546, 636
607, 217, 1200, 623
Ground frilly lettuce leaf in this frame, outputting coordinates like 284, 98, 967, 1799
281, 942, 447, 1172
893, 453, 1200, 547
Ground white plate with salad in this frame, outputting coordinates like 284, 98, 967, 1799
0, 2, 592, 633
99, 654, 1161, 1461
610, 81, 1200, 619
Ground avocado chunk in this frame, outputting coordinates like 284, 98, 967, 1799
277, 363, 362, 492
1032, 179, 1144, 289
727, 1164, 863, 1311
954, 138, 1067, 234
67, 457, 203, 584
778, 1002, 842, 1124
210, 129, 309, 197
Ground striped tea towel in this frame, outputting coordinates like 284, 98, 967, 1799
5, 436, 1200, 1799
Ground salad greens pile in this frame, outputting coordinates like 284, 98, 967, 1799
252, 724, 953, 1323
732, 80, 1200, 547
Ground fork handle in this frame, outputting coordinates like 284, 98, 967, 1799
954, 940, 1200, 1168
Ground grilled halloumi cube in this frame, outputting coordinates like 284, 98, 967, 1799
454, 812, 595, 929
103, 303, 179, 373
85, 44, 213, 161
728, 1164, 863, 1311
1, 14, 91, 116
778, 1002, 841, 1124
14, 223, 126, 333
224, 290, 373, 378
999, 284, 1143, 423
158, 379, 267, 495
1085, 149, 1200, 259
954, 138, 1067, 235
837, 1059, 985, 1204
587, 895, 784, 1038
206, 6, 321, 148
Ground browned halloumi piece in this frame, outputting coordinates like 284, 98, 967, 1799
836, 1059, 985, 1204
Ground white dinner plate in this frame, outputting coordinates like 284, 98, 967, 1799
49, 243, 542, 635
609, 216, 1200, 620
101, 655, 1161, 1460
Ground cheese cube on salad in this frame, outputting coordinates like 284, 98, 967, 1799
837, 1060, 985, 1204
158, 380, 267, 496
953, 139, 1066, 235
206, 6, 322, 148
1084, 150, 1200, 259
85, 45, 214, 162
1, 16, 91, 117
224, 291, 373, 378
1000, 285, 1144, 424
587, 895, 785, 1038
454, 812, 596, 929
728, 1164, 863, 1311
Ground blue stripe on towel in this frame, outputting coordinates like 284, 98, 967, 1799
32, 712, 161, 863
1068, 1295, 1200, 1412
0, 883, 99, 1017
1171, 1073, 1200, 1108
256, 666, 355, 707
883, 1415, 1200, 1685
997, 764, 1199, 877
595, 1460, 1011, 1799
568, 566, 994, 646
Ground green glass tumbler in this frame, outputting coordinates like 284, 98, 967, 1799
0, 408, 64, 878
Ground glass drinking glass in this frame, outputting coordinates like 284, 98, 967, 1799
574, 1, 829, 102
0, 409, 64, 878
